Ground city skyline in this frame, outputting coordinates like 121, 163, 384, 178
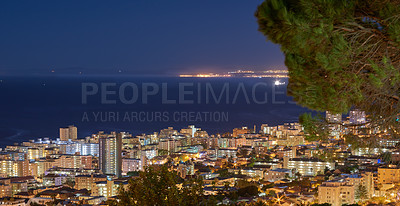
0, 0, 399, 205
0, 109, 396, 205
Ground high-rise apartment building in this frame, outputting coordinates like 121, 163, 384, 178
99, 132, 122, 177
60, 125, 78, 141
0, 160, 29, 177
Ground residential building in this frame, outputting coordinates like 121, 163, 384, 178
60, 125, 78, 141
284, 157, 334, 176
318, 180, 355, 206
99, 132, 122, 177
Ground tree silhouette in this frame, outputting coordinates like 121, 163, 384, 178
109, 165, 205, 206
256, 0, 400, 134
355, 184, 368, 202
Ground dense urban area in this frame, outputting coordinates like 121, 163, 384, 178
0, 110, 397, 205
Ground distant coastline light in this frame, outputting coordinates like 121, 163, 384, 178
179, 70, 288, 78
274, 80, 285, 86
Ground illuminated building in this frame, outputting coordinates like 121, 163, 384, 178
284, 157, 334, 176
42, 174, 66, 186
158, 139, 180, 153
326, 111, 343, 138
218, 137, 229, 148
264, 168, 293, 182
44, 147, 59, 157
238, 168, 264, 178
75, 174, 107, 190
194, 130, 209, 138
142, 149, 157, 160
277, 135, 304, 146
0, 161, 14, 177
232, 137, 246, 148
344, 173, 374, 199
31, 159, 56, 177
99, 132, 122, 177
91, 180, 127, 198
121, 158, 145, 175
326, 111, 342, 123
68, 125, 78, 140
158, 127, 178, 138
318, 180, 355, 206
0, 160, 29, 177
261, 124, 278, 136
232, 127, 250, 137
55, 155, 93, 169
0, 178, 12, 198
80, 196, 107, 205
15, 160, 30, 177
276, 148, 296, 159
81, 143, 99, 156
59, 141, 99, 156
27, 148, 40, 160
9, 177, 30, 195
60, 125, 78, 141
349, 110, 366, 125
0, 152, 25, 161
81, 155, 93, 169
217, 148, 237, 158
206, 136, 218, 149
378, 139, 400, 148
0, 198, 27, 205
180, 125, 200, 137
260, 124, 272, 134
177, 161, 194, 179
378, 165, 400, 185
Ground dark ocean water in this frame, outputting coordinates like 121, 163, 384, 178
0, 75, 311, 148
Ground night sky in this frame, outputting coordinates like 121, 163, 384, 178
0, 0, 284, 76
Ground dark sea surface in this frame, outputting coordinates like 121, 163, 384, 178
0, 75, 311, 148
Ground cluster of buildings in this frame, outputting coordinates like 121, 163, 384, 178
0, 109, 398, 205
